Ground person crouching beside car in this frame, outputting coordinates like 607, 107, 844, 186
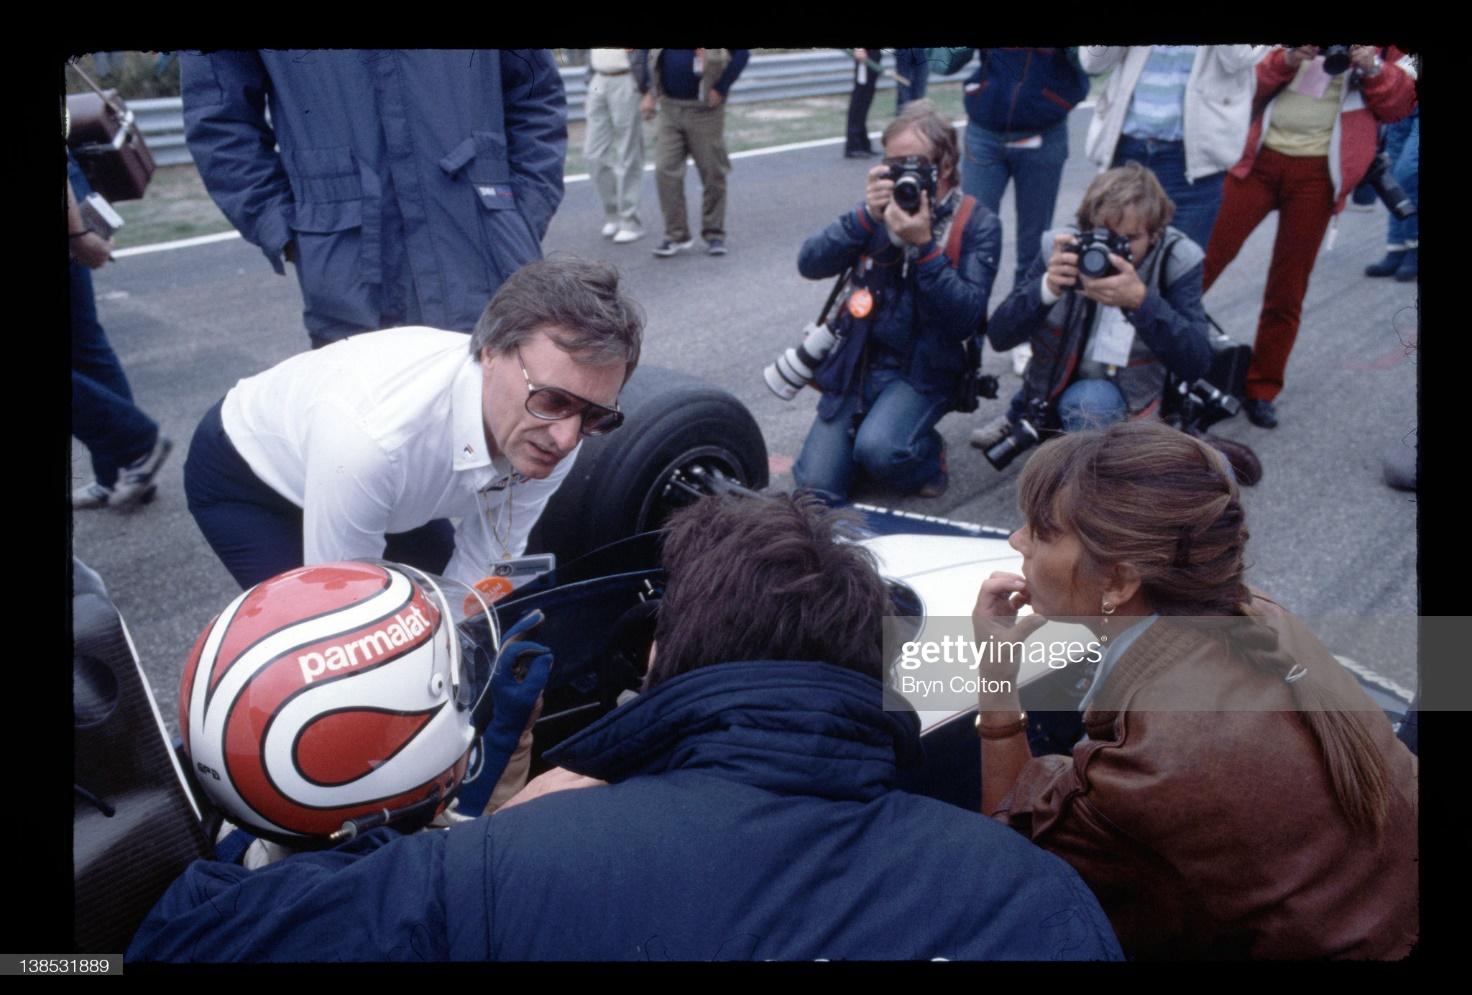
972, 422, 1418, 958
971, 163, 1211, 470
792, 99, 1001, 502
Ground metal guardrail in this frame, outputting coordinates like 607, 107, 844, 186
134, 51, 970, 168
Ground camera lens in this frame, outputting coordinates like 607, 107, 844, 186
983, 419, 1040, 472
893, 177, 921, 214
1078, 244, 1113, 279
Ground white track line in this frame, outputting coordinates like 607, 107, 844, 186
113, 230, 241, 258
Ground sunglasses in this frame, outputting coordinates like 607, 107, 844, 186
516, 346, 625, 436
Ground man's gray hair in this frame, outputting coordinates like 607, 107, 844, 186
469, 254, 644, 379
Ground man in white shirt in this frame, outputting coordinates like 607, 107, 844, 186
183, 256, 644, 591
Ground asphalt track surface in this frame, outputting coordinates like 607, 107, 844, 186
70, 108, 1420, 732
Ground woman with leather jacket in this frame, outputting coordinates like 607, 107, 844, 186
970, 422, 1418, 958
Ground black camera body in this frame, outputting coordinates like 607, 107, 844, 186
886, 156, 939, 214
983, 395, 1049, 472
1073, 228, 1134, 279
1317, 44, 1353, 75
1289, 44, 1354, 75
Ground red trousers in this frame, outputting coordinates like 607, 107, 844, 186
1203, 147, 1335, 402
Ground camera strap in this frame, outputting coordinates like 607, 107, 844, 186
817, 264, 855, 328
942, 195, 976, 268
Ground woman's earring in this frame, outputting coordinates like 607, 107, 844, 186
1100, 599, 1116, 644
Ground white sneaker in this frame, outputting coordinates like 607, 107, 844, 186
110, 436, 173, 508
72, 480, 114, 510
601, 221, 620, 238
612, 223, 645, 244
1010, 343, 1033, 377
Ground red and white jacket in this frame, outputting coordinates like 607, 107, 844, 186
1232, 47, 1417, 213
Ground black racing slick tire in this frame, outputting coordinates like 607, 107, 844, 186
527, 366, 769, 564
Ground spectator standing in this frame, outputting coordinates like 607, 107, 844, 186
1203, 46, 1416, 429
641, 48, 750, 257
1081, 46, 1266, 249
936, 47, 1090, 293
843, 47, 883, 156
1364, 103, 1419, 282
181, 50, 567, 349
68, 153, 173, 510
585, 49, 647, 244
893, 48, 931, 114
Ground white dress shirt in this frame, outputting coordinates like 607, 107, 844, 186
221, 327, 578, 586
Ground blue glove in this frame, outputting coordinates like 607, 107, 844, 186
482, 609, 554, 781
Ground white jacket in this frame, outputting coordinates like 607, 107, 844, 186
1081, 46, 1267, 182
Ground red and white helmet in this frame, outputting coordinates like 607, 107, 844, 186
179, 560, 497, 843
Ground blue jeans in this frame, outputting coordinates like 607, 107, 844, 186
71, 261, 159, 487
1112, 135, 1225, 250
893, 49, 931, 113
1382, 110, 1419, 248
962, 120, 1069, 291
794, 369, 948, 501
1056, 378, 1127, 432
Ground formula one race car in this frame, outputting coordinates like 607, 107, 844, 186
70, 370, 1418, 954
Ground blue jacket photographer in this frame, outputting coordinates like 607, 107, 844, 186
791, 100, 1001, 501
979, 163, 1210, 469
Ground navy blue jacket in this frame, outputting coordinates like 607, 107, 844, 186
940, 48, 1089, 138
802, 194, 1001, 420
130, 661, 1121, 962
181, 50, 566, 342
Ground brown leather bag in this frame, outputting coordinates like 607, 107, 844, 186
66, 66, 155, 202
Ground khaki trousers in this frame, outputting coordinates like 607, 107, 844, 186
584, 71, 645, 225
655, 99, 731, 242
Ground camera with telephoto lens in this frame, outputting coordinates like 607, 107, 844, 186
764, 320, 841, 400
1072, 228, 1134, 280
1362, 151, 1416, 220
1163, 316, 1252, 433
983, 396, 1049, 472
886, 155, 938, 215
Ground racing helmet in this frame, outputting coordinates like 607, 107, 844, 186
179, 560, 499, 844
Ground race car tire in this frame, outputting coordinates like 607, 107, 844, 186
527, 366, 769, 564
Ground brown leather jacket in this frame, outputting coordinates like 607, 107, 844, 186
997, 599, 1418, 959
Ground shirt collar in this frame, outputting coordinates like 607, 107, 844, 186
450, 353, 523, 488
451, 353, 538, 491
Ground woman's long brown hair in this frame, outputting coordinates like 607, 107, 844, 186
1017, 422, 1391, 835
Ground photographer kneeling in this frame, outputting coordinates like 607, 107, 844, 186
975, 163, 1210, 470
791, 100, 1001, 502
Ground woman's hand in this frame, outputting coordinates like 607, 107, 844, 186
865, 162, 894, 221
1350, 45, 1383, 76
972, 572, 1047, 685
